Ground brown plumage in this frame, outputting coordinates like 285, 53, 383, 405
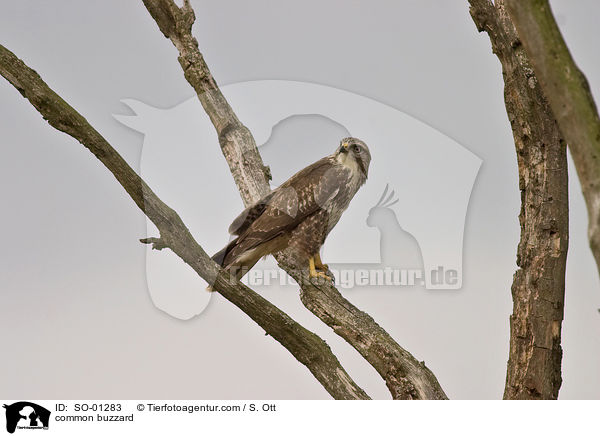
212, 137, 371, 284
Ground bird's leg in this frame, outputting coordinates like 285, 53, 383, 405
309, 256, 318, 277
314, 252, 329, 272
309, 256, 332, 281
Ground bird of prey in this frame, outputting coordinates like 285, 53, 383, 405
212, 137, 371, 284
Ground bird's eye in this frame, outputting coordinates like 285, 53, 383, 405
352, 145, 360, 153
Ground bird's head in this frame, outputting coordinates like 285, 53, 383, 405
336, 137, 371, 178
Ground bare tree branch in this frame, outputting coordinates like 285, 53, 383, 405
469, 0, 568, 399
503, 0, 600, 279
0, 43, 370, 400
141, 0, 448, 399
281, 259, 448, 400
142, 0, 270, 206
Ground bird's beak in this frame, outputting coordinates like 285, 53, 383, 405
340, 141, 349, 153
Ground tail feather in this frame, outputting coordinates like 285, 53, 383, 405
212, 237, 239, 267
209, 237, 257, 292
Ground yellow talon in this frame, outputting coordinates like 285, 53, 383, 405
309, 256, 332, 281
316, 271, 332, 281
314, 253, 329, 271
309, 256, 317, 277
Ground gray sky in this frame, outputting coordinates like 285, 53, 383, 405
0, 0, 598, 399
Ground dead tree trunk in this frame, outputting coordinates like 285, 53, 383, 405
469, 0, 569, 399
504, 0, 600, 281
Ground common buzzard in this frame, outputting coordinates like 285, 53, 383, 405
212, 137, 371, 283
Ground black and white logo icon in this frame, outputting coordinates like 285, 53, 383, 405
3, 402, 50, 434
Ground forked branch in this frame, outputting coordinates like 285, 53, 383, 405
141, 0, 448, 399
468, 0, 568, 399
503, 0, 600, 279
0, 43, 369, 400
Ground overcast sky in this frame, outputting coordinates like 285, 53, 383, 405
1, 0, 599, 399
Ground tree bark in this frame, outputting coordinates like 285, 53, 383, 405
469, 0, 569, 399
284, 258, 447, 400
141, 0, 448, 399
503, 0, 600, 279
0, 43, 370, 400
142, 0, 271, 206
